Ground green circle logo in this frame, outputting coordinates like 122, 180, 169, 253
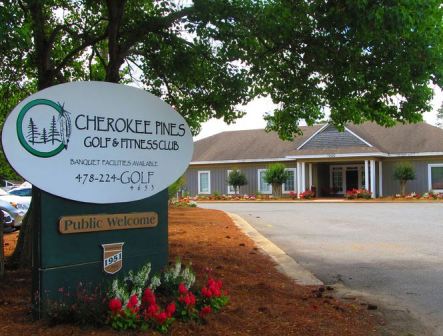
16, 99, 72, 158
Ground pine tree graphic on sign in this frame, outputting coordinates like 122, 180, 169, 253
48, 115, 61, 144
27, 118, 40, 145
40, 128, 48, 144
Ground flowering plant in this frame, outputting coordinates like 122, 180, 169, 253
288, 191, 297, 199
404, 192, 420, 199
299, 190, 315, 199
345, 188, 372, 199
107, 260, 229, 333
422, 191, 443, 200
171, 197, 197, 207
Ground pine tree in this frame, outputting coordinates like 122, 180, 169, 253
48, 115, 60, 144
40, 128, 48, 144
26, 118, 40, 145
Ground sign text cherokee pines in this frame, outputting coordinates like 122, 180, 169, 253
75, 114, 186, 136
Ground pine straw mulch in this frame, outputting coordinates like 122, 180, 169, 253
0, 207, 384, 335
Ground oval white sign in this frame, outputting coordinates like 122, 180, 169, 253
2, 82, 193, 203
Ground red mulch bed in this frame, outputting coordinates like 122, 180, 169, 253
0, 207, 383, 335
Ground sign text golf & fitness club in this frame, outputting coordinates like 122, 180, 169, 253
2, 82, 193, 203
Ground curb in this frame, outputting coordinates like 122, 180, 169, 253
226, 212, 323, 286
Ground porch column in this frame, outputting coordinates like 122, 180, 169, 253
370, 159, 376, 198
364, 160, 369, 191
296, 162, 301, 198
301, 162, 306, 192
378, 161, 383, 197
308, 163, 313, 190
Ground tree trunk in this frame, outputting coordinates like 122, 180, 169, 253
272, 183, 282, 198
400, 180, 407, 196
9, 1, 53, 270
9, 198, 34, 269
0, 211, 4, 278
105, 0, 126, 83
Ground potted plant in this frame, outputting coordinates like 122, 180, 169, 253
263, 163, 290, 198
393, 162, 416, 196
227, 170, 247, 195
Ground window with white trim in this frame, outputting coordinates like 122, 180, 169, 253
198, 171, 211, 194
331, 166, 344, 193
283, 168, 296, 193
428, 164, 443, 192
227, 170, 236, 194
257, 169, 272, 194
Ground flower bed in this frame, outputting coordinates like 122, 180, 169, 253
107, 261, 228, 333
392, 191, 443, 200
171, 196, 197, 207
192, 192, 317, 201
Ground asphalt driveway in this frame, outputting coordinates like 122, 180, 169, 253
199, 202, 443, 335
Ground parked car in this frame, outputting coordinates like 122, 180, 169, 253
0, 187, 30, 229
0, 199, 25, 232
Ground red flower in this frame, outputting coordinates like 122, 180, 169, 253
201, 287, 212, 298
146, 303, 159, 317
127, 294, 139, 313
142, 288, 156, 305
179, 292, 196, 306
155, 311, 167, 325
199, 305, 212, 318
108, 298, 122, 312
166, 302, 176, 317
205, 278, 222, 297
212, 287, 221, 297
127, 294, 138, 307
178, 283, 188, 294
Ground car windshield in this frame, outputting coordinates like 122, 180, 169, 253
8, 188, 32, 197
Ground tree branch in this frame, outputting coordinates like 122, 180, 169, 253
54, 32, 107, 74
120, 6, 195, 57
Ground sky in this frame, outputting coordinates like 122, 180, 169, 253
193, 85, 443, 141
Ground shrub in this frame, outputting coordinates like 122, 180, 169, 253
263, 163, 290, 198
393, 162, 416, 196
227, 170, 247, 194
46, 283, 108, 327
168, 176, 185, 201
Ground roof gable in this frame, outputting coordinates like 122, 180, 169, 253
298, 124, 372, 150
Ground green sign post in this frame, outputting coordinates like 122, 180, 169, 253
32, 188, 168, 317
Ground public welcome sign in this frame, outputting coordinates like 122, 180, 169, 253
2, 82, 193, 203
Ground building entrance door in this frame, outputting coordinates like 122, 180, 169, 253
346, 168, 359, 191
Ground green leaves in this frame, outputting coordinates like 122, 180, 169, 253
1, 0, 442, 143
247, 0, 443, 138
263, 163, 289, 185
393, 162, 416, 182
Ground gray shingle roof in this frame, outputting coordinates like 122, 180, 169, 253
192, 122, 443, 162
